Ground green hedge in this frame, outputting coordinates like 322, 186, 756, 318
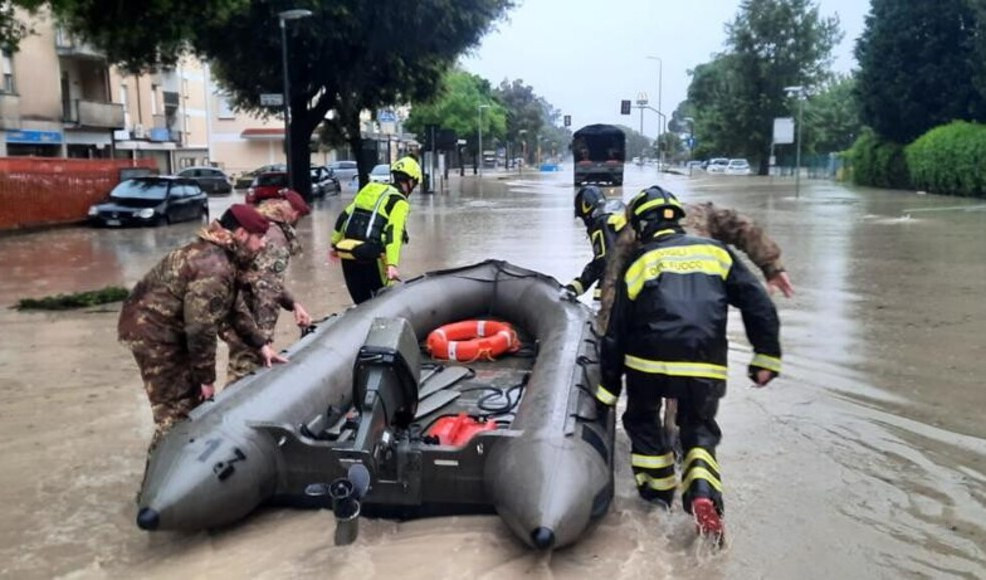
906, 121, 986, 198
848, 130, 912, 189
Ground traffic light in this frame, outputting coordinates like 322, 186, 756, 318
563, 115, 571, 127
620, 100, 631, 115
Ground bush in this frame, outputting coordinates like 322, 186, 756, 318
15, 286, 130, 311
848, 130, 912, 189
906, 121, 986, 198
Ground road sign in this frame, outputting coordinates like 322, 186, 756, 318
773, 117, 795, 145
563, 115, 571, 127
378, 110, 398, 123
620, 100, 631, 115
260, 93, 283, 107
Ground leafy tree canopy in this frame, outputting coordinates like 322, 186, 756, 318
854, 0, 985, 144
49, 0, 515, 192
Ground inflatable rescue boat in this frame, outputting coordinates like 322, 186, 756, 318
136, 260, 614, 549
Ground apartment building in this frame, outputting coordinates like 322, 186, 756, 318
2, 8, 412, 178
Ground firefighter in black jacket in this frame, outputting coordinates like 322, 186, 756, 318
562, 185, 627, 302
598, 185, 782, 543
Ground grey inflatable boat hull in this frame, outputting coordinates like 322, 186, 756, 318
137, 260, 613, 549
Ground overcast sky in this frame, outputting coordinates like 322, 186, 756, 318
460, 0, 869, 138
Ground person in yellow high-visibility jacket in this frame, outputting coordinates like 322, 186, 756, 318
331, 157, 421, 304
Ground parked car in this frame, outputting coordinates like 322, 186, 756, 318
177, 166, 232, 195
311, 165, 341, 197
725, 158, 753, 176
88, 177, 208, 227
328, 160, 359, 184
706, 158, 730, 174
245, 171, 289, 205
368, 163, 392, 183
235, 164, 285, 190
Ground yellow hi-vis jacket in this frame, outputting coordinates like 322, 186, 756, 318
331, 182, 410, 267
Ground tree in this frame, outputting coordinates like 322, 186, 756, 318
722, 0, 841, 173
402, 69, 506, 171
803, 74, 860, 154
855, 0, 986, 144
1, 1, 47, 51
494, 79, 545, 164
615, 125, 651, 160
51, 0, 515, 195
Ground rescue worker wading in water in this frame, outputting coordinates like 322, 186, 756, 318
331, 156, 421, 304
598, 186, 782, 544
566, 185, 795, 311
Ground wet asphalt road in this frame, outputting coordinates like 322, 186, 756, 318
0, 166, 984, 578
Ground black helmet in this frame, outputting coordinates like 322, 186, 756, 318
628, 186, 686, 235
574, 186, 605, 221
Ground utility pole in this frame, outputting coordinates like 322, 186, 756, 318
278, 8, 312, 193
784, 85, 806, 199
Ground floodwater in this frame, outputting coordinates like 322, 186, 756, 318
1, 166, 984, 579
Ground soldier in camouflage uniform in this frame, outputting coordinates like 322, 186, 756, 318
224, 191, 312, 384
118, 204, 284, 449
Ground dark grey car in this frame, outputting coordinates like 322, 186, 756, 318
178, 166, 232, 195
310, 166, 341, 197
88, 177, 209, 227
328, 160, 359, 184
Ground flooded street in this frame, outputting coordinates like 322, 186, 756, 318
1, 167, 984, 579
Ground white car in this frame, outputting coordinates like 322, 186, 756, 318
725, 158, 753, 176
368, 163, 392, 183
706, 158, 729, 174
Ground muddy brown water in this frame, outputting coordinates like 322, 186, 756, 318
0, 167, 984, 578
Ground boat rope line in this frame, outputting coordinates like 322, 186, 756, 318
460, 372, 531, 418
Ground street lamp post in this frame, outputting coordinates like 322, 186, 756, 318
784, 85, 806, 198
477, 104, 490, 177
646, 55, 663, 168
278, 8, 312, 194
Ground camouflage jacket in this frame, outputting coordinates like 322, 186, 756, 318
118, 222, 266, 385
226, 212, 302, 340
596, 201, 786, 332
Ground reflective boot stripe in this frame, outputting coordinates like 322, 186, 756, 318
631, 453, 674, 470
635, 472, 678, 491
596, 384, 618, 406
681, 467, 723, 493
683, 448, 721, 474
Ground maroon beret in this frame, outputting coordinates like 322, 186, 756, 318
228, 203, 270, 235
281, 189, 311, 216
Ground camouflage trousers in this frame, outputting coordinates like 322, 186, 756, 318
130, 342, 200, 450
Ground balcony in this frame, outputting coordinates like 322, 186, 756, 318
54, 27, 104, 60
64, 100, 125, 129
0, 93, 21, 130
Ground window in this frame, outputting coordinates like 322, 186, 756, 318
1, 50, 14, 93
150, 83, 158, 115
217, 94, 235, 119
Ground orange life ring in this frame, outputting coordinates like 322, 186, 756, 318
426, 320, 521, 362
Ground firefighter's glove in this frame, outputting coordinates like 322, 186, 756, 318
559, 285, 578, 302
748, 366, 778, 388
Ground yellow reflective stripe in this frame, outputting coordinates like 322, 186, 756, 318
651, 228, 677, 238
624, 356, 728, 380
569, 279, 584, 295
751, 354, 782, 373
590, 229, 606, 259
624, 245, 733, 300
634, 196, 683, 216
595, 384, 618, 406
592, 287, 601, 299
683, 448, 720, 474
681, 467, 723, 493
632, 453, 675, 470
635, 472, 678, 491
608, 212, 627, 231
